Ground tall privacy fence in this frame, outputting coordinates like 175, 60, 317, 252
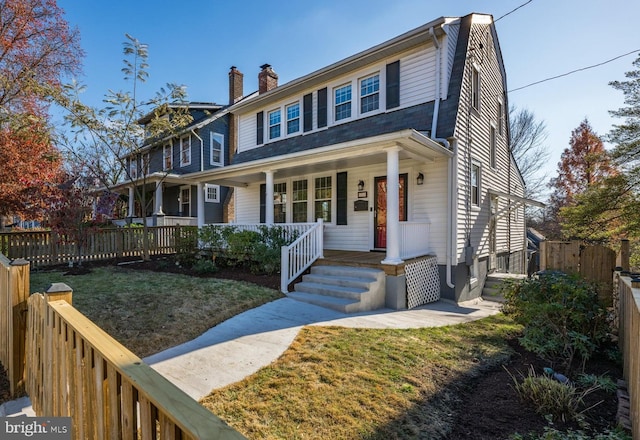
0, 254, 246, 439
0, 226, 196, 267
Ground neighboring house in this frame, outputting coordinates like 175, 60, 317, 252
145, 13, 541, 307
109, 102, 235, 227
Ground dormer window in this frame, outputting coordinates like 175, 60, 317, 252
269, 109, 281, 139
360, 73, 379, 114
334, 84, 352, 121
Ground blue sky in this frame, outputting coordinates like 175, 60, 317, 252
56, 0, 640, 196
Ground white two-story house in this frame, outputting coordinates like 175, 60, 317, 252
187, 13, 540, 307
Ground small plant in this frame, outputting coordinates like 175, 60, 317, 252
508, 366, 602, 423
575, 373, 617, 393
191, 258, 217, 275
511, 426, 631, 440
502, 272, 609, 371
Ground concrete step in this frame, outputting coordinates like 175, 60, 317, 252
482, 273, 525, 303
294, 281, 365, 300
302, 273, 375, 290
287, 291, 360, 313
288, 265, 386, 313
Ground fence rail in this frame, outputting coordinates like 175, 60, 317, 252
616, 273, 640, 439
0, 226, 195, 267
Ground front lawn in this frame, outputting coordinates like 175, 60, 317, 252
30, 266, 283, 357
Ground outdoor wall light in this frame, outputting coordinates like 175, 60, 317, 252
358, 180, 365, 191
416, 172, 424, 185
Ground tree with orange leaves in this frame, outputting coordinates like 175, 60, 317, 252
0, 0, 83, 228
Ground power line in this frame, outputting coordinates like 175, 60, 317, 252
495, 0, 533, 22
508, 49, 640, 93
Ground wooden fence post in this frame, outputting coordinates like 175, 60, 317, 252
618, 239, 630, 271
45, 282, 73, 305
9, 258, 29, 396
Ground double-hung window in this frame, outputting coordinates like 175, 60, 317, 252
292, 179, 308, 223
142, 153, 150, 176
163, 143, 172, 170
334, 84, 352, 121
180, 135, 191, 167
269, 109, 281, 140
471, 162, 481, 207
314, 176, 332, 222
273, 182, 287, 223
286, 103, 300, 135
360, 74, 379, 114
210, 132, 224, 166
129, 159, 137, 180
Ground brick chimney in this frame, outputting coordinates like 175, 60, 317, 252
258, 64, 278, 94
229, 66, 244, 105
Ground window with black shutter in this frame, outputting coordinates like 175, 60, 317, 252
386, 61, 400, 109
303, 93, 313, 132
336, 172, 347, 225
256, 111, 264, 145
317, 87, 327, 128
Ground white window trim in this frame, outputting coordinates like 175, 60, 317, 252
268, 108, 281, 140
359, 72, 381, 116
180, 134, 191, 167
210, 132, 224, 166
179, 185, 191, 214
163, 143, 173, 170
204, 183, 220, 203
471, 63, 481, 112
286, 102, 300, 135
470, 160, 482, 209
490, 123, 497, 169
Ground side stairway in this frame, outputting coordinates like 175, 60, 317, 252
482, 272, 527, 303
287, 265, 386, 313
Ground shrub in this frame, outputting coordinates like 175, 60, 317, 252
174, 226, 198, 266
191, 258, 217, 275
502, 272, 609, 371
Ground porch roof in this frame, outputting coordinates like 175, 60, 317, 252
186, 129, 453, 188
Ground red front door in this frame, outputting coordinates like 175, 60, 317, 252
374, 174, 407, 249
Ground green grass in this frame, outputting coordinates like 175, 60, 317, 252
30, 266, 283, 357
200, 314, 522, 440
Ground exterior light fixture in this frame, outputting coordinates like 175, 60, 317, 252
417, 172, 424, 185
358, 180, 365, 191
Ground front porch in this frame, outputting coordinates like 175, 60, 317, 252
318, 250, 434, 277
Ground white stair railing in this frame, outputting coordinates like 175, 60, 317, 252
281, 219, 324, 293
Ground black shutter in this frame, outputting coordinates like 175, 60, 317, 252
303, 93, 313, 132
317, 87, 327, 128
256, 111, 264, 145
259, 184, 266, 223
336, 172, 347, 225
386, 61, 400, 109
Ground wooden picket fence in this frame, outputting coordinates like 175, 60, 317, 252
615, 273, 640, 439
0, 226, 197, 268
539, 240, 618, 305
0, 254, 245, 439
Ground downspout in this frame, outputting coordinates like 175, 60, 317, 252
430, 26, 456, 289
192, 129, 204, 173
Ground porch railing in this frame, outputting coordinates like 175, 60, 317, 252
208, 222, 317, 237
281, 219, 324, 293
400, 222, 431, 260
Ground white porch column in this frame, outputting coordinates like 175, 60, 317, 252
265, 170, 274, 224
154, 182, 164, 215
197, 182, 205, 228
128, 186, 135, 217
382, 146, 403, 265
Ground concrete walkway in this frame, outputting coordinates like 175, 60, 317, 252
0, 297, 502, 415
143, 297, 502, 401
